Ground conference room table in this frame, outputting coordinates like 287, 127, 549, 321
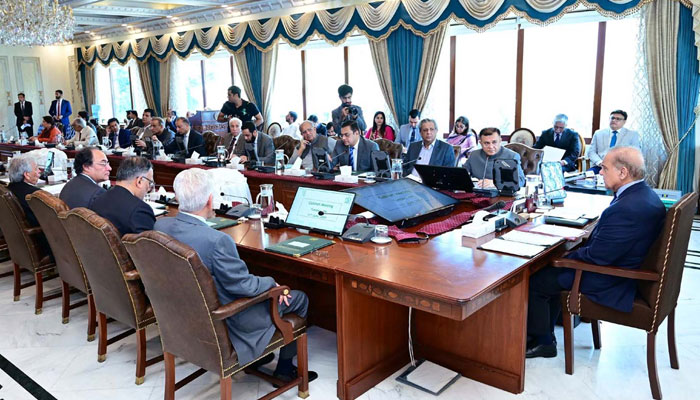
0, 143, 611, 399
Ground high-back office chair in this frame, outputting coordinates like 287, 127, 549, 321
123, 230, 310, 400
508, 128, 536, 146
60, 208, 161, 385
504, 142, 543, 175
267, 122, 282, 138
575, 133, 589, 172
553, 192, 698, 400
0, 186, 58, 314
272, 135, 300, 159
26, 191, 96, 341
374, 138, 402, 159
203, 131, 223, 156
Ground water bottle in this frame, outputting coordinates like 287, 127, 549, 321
274, 149, 287, 175
391, 158, 403, 180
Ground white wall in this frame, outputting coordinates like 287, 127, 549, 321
0, 45, 73, 137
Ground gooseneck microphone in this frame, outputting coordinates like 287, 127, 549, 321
219, 192, 253, 218
317, 210, 375, 243
220, 192, 250, 206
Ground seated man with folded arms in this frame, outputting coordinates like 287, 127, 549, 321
90, 156, 155, 236
155, 168, 318, 383
463, 127, 525, 188
66, 118, 98, 147
526, 147, 665, 358
289, 120, 334, 170
60, 147, 111, 209
330, 120, 379, 173
534, 114, 581, 172
404, 118, 455, 176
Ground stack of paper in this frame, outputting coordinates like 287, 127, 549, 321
479, 238, 546, 258
500, 230, 564, 246
531, 224, 585, 238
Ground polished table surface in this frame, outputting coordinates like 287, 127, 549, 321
1, 143, 612, 399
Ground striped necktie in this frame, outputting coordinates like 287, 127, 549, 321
349, 146, 355, 171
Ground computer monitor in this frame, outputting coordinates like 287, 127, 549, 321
414, 165, 474, 192
285, 187, 356, 236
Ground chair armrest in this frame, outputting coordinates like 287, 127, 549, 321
24, 227, 43, 236
211, 285, 294, 344
123, 269, 141, 281
552, 259, 660, 281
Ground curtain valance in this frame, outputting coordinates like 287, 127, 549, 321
76, 0, 653, 66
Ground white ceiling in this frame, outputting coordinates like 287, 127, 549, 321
62, 0, 333, 43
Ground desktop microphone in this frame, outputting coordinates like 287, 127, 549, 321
482, 200, 507, 212
318, 210, 375, 243
316, 149, 347, 175
219, 191, 253, 218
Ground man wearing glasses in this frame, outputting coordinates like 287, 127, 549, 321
588, 110, 640, 174
91, 156, 156, 235
60, 147, 112, 209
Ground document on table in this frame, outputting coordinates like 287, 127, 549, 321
479, 238, 546, 258
146, 201, 167, 217
531, 224, 585, 238
542, 146, 566, 162
500, 230, 564, 247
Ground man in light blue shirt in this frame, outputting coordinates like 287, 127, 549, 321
588, 109, 640, 173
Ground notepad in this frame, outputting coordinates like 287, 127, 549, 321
265, 235, 334, 257
205, 217, 238, 230
479, 238, 546, 258
531, 224, 585, 238
500, 230, 564, 247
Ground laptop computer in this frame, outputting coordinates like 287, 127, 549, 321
414, 165, 474, 192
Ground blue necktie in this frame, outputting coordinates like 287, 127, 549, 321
554, 133, 561, 146
609, 130, 618, 147
409, 127, 416, 143
349, 146, 355, 171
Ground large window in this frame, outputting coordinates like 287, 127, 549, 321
204, 55, 233, 109
348, 38, 396, 131
268, 43, 303, 125
93, 60, 147, 123
521, 21, 599, 136
305, 44, 345, 124
422, 33, 451, 135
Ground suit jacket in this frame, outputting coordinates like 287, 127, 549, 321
48, 99, 72, 128
289, 135, 332, 169
126, 118, 144, 130
14, 101, 33, 128
154, 212, 276, 365
59, 174, 106, 209
144, 129, 174, 148
232, 132, 275, 165
534, 128, 581, 172
588, 127, 640, 167
90, 185, 155, 236
164, 130, 205, 158
7, 181, 41, 227
394, 124, 421, 150
108, 128, 132, 149
330, 135, 379, 172
331, 104, 366, 134
404, 140, 456, 168
558, 181, 666, 312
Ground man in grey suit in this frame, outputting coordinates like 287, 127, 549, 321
331, 84, 366, 134
289, 120, 334, 170
404, 118, 456, 176
233, 121, 275, 165
464, 127, 526, 188
155, 168, 317, 382
588, 109, 640, 173
330, 120, 379, 172
394, 109, 422, 152
60, 147, 111, 209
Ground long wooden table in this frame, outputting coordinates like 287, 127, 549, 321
0, 143, 610, 399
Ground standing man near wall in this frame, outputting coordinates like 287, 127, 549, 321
49, 89, 72, 135
14, 93, 33, 137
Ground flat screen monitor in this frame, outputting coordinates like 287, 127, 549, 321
414, 165, 474, 192
285, 187, 356, 236
343, 178, 459, 226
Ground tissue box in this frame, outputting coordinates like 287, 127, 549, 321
334, 175, 358, 184
284, 169, 306, 177
185, 159, 203, 165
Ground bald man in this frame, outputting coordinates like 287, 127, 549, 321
526, 147, 666, 359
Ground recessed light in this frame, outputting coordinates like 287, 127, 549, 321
166, 15, 172, 18
121, 24, 127, 27
85, 30, 91, 33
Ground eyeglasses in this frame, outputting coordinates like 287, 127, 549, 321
95, 160, 110, 167
139, 176, 155, 189
610, 116, 625, 121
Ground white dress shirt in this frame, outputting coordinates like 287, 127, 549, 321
411, 140, 436, 176
281, 122, 301, 140
66, 126, 97, 146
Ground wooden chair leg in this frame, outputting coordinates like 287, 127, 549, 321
34, 271, 43, 315
668, 309, 679, 369
87, 294, 97, 342
97, 312, 107, 362
13, 263, 21, 301
591, 319, 602, 350
220, 376, 232, 400
562, 309, 574, 375
136, 328, 147, 385
297, 334, 309, 398
61, 281, 70, 324
164, 352, 176, 400
647, 332, 662, 400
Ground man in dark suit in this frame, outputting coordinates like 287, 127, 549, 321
90, 157, 156, 236
330, 120, 379, 172
289, 120, 334, 170
164, 117, 204, 158
14, 93, 33, 136
7, 153, 42, 227
125, 110, 144, 130
48, 90, 72, 132
60, 147, 111, 209
526, 147, 666, 358
155, 168, 318, 383
404, 118, 456, 176
394, 109, 422, 151
232, 121, 275, 165
534, 114, 581, 172
143, 117, 174, 151
105, 118, 131, 149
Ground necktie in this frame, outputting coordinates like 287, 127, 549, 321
611, 193, 618, 205
57, 100, 61, 115
409, 127, 416, 143
349, 146, 355, 171
554, 133, 561, 145
610, 130, 618, 147
21, 102, 24, 112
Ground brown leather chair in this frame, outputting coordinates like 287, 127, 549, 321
27, 191, 96, 340
575, 133, 588, 172
203, 130, 222, 156
504, 142, 543, 175
452, 145, 461, 166
0, 231, 11, 267
60, 208, 162, 385
508, 128, 536, 147
374, 138, 403, 159
272, 135, 300, 159
554, 192, 698, 400
0, 186, 58, 314
123, 230, 309, 400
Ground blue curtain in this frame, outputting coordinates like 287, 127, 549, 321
386, 27, 424, 125
146, 56, 162, 117
244, 45, 263, 109
675, 4, 699, 194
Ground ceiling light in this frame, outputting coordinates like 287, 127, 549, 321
0, 0, 76, 46
85, 30, 91, 33
166, 15, 172, 18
